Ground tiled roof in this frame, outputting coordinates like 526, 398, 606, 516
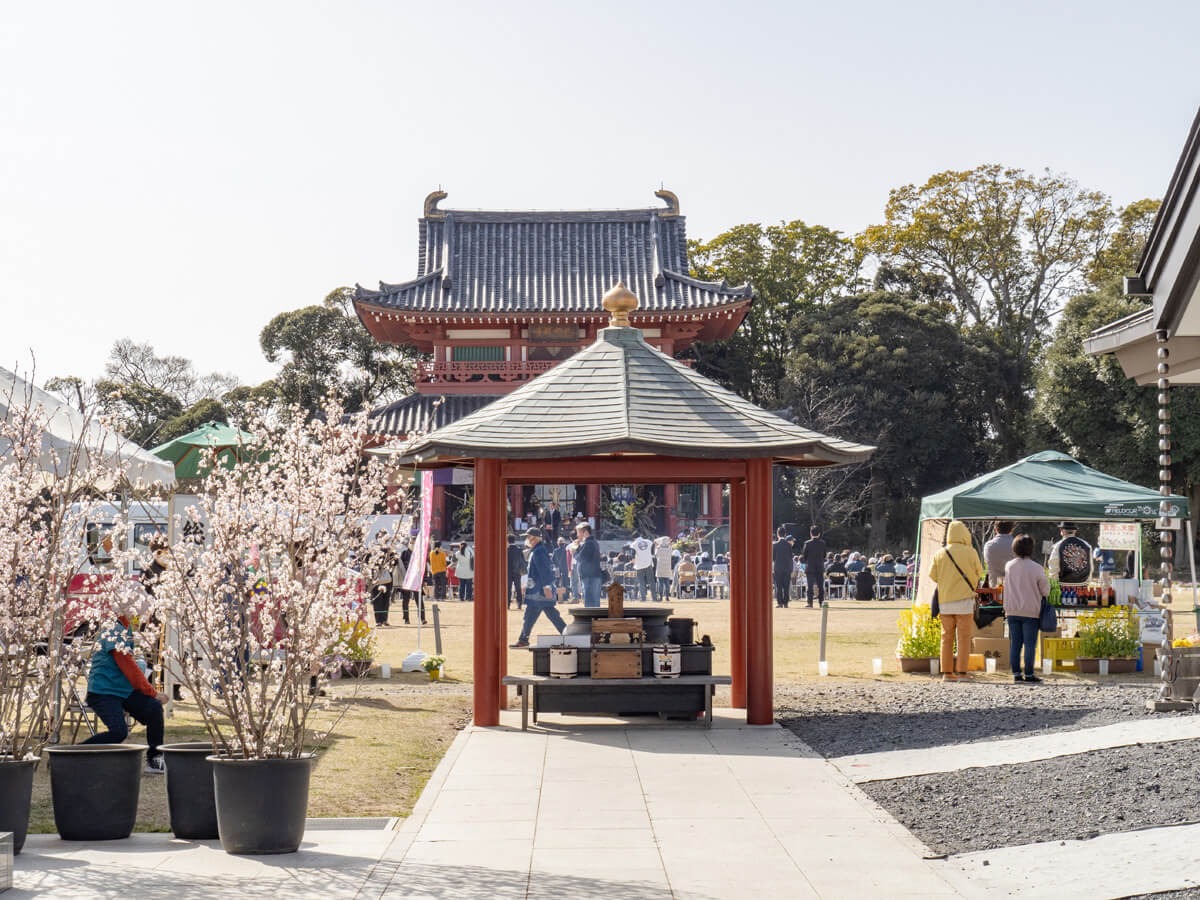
354, 192, 752, 316
366, 394, 496, 437
388, 326, 875, 466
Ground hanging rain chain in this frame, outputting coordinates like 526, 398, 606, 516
1157, 329, 1174, 694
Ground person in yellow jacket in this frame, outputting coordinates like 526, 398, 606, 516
929, 520, 985, 682
429, 542, 449, 600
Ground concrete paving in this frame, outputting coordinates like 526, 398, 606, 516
368, 709, 962, 899
18, 708, 1198, 898
935, 820, 1200, 900
831, 714, 1200, 783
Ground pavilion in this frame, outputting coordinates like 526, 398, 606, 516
389, 283, 874, 726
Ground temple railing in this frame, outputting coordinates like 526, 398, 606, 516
417, 360, 559, 385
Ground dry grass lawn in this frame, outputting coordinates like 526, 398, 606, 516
28, 677, 470, 833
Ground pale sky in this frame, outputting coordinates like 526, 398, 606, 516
3, 1, 1198, 390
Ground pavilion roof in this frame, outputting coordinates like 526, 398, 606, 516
388, 306, 874, 467
353, 190, 752, 318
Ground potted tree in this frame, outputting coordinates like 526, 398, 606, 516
1077, 607, 1139, 674
150, 401, 390, 855
0, 394, 135, 849
896, 603, 941, 673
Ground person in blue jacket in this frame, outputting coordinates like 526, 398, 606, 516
510, 527, 566, 648
81, 613, 169, 773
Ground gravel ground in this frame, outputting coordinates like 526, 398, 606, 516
861, 739, 1200, 855
776, 681, 1169, 758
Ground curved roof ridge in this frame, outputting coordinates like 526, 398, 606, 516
661, 269, 753, 299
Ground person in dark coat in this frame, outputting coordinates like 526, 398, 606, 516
543, 501, 562, 543
772, 527, 794, 608
510, 528, 566, 647
574, 522, 604, 607
507, 535, 527, 609
551, 538, 569, 597
854, 566, 876, 602
800, 526, 827, 608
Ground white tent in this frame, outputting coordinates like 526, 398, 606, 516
0, 366, 176, 488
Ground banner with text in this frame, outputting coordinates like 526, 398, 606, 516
403, 470, 434, 592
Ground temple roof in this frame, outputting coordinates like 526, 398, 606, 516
367, 393, 496, 437
386, 314, 875, 467
354, 190, 752, 318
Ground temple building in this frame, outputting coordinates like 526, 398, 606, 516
354, 190, 752, 541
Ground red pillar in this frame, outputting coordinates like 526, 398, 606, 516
473, 459, 504, 726
707, 483, 723, 525
508, 485, 522, 526
498, 481, 508, 711
745, 458, 774, 725
431, 483, 446, 540
729, 477, 748, 709
664, 483, 679, 537
586, 483, 601, 523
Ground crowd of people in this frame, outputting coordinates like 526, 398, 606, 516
772, 525, 916, 608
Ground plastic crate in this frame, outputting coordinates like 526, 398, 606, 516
1042, 637, 1080, 670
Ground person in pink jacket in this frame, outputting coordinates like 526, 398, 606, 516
1003, 534, 1050, 683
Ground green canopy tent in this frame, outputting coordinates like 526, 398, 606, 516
150, 421, 262, 479
914, 451, 1193, 606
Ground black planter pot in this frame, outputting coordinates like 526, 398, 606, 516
161, 742, 220, 840
210, 754, 313, 854
45, 744, 145, 841
0, 758, 37, 853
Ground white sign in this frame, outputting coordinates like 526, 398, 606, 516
1099, 522, 1140, 551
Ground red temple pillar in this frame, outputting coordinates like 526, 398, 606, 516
745, 458, 774, 725
508, 485, 522, 527
473, 458, 504, 726
586, 483, 601, 522
431, 483, 446, 540
664, 483, 679, 537
707, 483, 723, 525
729, 477, 748, 709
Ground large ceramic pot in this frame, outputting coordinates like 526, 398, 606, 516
0, 757, 37, 853
45, 744, 145, 840
210, 754, 313, 854
161, 742, 220, 840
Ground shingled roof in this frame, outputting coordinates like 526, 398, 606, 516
388, 286, 873, 467
366, 394, 495, 437
354, 190, 752, 316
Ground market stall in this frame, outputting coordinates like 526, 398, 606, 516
913, 451, 1193, 669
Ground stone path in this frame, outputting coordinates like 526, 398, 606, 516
12, 821, 395, 899
15, 709, 1200, 898
936, 821, 1200, 899
831, 715, 1200, 783
367, 710, 961, 899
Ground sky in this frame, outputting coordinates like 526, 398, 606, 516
3, 0, 1199, 390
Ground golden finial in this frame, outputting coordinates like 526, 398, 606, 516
602, 281, 638, 327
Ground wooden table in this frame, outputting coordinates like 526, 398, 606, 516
501, 674, 731, 731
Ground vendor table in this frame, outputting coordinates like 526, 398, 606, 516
502, 674, 731, 730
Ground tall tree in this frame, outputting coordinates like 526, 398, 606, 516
260, 288, 420, 417
782, 267, 993, 548
59, 340, 241, 447
862, 165, 1115, 461
688, 221, 863, 407
1034, 285, 1200, 514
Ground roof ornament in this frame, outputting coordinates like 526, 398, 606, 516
424, 189, 448, 219
603, 281, 639, 327
655, 189, 680, 217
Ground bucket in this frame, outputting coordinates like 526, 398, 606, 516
549, 647, 578, 678
652, 644, 682, 678
667, 618, 695, 645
